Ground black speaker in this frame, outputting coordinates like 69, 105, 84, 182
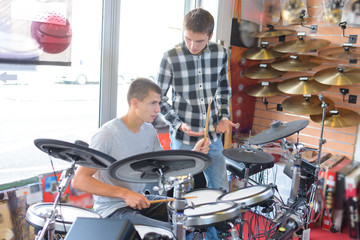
64, 217, 141, 240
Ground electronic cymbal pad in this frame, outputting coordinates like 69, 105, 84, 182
310, 108, 360, 128
282, 95, 335, 115
318, 43, 360, 60
314, 66, 360, 86
34, 139, 117, 169
250, 119, 309, 145
277, 76, 331, 95
271, 54, 322, 72
244, 42, 284, 60
222, 147, 274, 165
243, 81, 282, 97
273, 32, 330, 53
108, 150, 211, 183
243, 63, 285, 79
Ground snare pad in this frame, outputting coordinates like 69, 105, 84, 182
169, 188, 223, 209
218, 185, 273, 208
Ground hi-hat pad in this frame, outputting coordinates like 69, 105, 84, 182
223, 147, 274, 165
108, 150, 211, 183
250, 119, 309, 145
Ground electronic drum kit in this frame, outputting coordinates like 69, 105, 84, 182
26, 138, 283, 240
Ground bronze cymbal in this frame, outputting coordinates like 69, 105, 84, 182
314, 67, 360, 86
282, 0, 308, 24
282, 95, 334, 115
324, 8, 342, 25
244, 43, 284, 60
318, 45, 360, 60
244, 47, 283, 60
243, 82, 282, 97
310, 108, 360, 128
277, 76, 331, 95
261, 1, 282, 26
274, 37, 331, 53
253, 27, 296, 38
243, 64, 285, 79
271, 54, 322, 71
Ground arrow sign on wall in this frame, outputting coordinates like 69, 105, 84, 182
0, 72, 17, 83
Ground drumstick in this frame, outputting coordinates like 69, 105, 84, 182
150, 196, 197, 204
203, 98, 212, 146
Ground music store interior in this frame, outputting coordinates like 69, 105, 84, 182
1, 0, 360, 239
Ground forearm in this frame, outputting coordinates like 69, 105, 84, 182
72, 169, 128, 199
159, 100, 182, 129
217, 63, 232, 119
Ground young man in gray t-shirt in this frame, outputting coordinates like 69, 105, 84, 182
72, 78, 209, 229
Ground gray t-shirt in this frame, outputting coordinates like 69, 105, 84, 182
89, 118, 163, 217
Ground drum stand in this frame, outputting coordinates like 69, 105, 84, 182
35, 161, 76, 240
287, 136, 305, 207
156, 173, 193, 240
306, 95, 333, 229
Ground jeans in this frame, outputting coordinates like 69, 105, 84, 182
108, 195, 172, 230
170, 135, 229, 192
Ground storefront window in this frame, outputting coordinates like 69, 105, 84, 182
117, 0, 185, 116
0, 0, 102, 184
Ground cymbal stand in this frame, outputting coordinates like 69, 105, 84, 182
155, 173, 193, 240
172, 180, 188, 240
287, 137, 306, 206
280, 129, 304, 207
35, 160, 76, 240
241, 132, 253, 188
306, 94, 333, 228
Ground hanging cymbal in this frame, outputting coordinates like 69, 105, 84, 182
243, 82, 282, 97
282, 0, 308, 24
253, 25, 296, 38
277, 76, 331, 95
324, 7, 342, 25
310, 108, 360, 128
244, 42, 284, 60
282, 95, 335, 115
243, 63, 285, 79
261, 1, 282, 26
314, 67, 360, 86
318, 44, 360, 60
273, 36, 331, 53
271, 54, 322, 71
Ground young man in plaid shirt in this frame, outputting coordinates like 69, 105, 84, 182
157, 8, 237, 193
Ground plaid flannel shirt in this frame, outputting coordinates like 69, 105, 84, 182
157, 41, 232, 145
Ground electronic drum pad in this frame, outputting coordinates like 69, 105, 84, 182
108, 150, 211, 183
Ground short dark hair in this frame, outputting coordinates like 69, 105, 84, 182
183, 8, 214, 37
127, 78, 161, 105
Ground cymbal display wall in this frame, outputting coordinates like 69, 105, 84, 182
232, 0, 360, 160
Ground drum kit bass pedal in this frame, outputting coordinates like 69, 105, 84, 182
25, 108, 334, 240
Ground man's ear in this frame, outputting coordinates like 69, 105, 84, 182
130, 98, 138, 108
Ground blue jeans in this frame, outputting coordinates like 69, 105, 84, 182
170, 136, 229, 192
108, 195, 172, 230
